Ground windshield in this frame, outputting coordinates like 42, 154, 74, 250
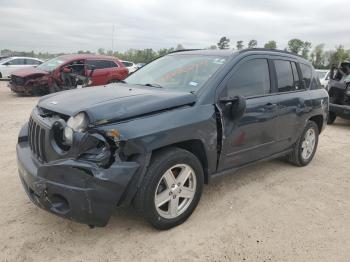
37, 57, 68, 72
125, 54, 227, 92
315, 71, 328, 79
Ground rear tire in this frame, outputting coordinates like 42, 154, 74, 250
288, 121, 319, 167
134, 147, 204, 230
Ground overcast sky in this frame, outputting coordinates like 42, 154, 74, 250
1, 0, 349, 53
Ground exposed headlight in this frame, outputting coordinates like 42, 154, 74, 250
63, 126, 73, 145
67, 112, 88, 132
63, 112, 89, 145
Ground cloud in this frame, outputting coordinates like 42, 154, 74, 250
0, 0, 350, 53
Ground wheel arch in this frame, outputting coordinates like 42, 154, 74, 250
151, 139, 209, 184
309, 114, 324, 134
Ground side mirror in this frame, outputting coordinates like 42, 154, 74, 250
220, 95, 246, 120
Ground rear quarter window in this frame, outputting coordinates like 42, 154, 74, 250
300, 63, 312, 89
25, 59, 41, 65
310, 75, 322, 90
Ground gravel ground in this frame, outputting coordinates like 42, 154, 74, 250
0, 81, 350, 262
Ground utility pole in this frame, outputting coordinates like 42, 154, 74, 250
111, 24, 115, 53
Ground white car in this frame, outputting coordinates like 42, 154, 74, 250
0, 57, 43, 79
315, 69, 330, 89
121, 60, 138, 74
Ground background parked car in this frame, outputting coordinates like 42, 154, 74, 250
327, 62, 350, 124
136, 63, 146, 69
8, 54, 129, 95
315, 69, 330, 90
122, 60, 138, 73
0, 57, 43, 79
0, 55, 10, 61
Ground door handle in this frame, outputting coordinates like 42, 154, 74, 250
264, 103, 277, 110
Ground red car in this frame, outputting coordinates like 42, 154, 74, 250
8, 54, 129, 95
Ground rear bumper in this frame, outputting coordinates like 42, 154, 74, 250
17, 141, 139, 227
329, 103, 350, 119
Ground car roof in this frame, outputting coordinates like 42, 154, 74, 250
57, 54, 119, 61
169, 49, 234, 57
170, 48, 311, 64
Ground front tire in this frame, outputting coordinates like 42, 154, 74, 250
108, 79, 119, 84
134, 148, 204, 230
288, 121, 319, 166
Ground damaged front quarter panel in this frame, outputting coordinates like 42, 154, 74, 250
72, 132, 113, 167
95, 103, 219, 206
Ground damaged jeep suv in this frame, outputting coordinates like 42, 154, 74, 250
17, 49, 328, 229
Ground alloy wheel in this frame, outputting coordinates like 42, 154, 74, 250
301, 128, 316, 160
154, 164, 197, 219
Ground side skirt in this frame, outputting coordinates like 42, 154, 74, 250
210, 148, 293, 179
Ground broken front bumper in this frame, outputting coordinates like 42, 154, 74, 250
17, 137, 140, 227
8, 82, 27, 93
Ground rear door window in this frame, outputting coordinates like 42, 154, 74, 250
25, 59, 41, 65
87, 60, 117, 69
227, 59, 270, 97
274, 60, 294, 92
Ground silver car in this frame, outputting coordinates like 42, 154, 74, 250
0, 57, 43, 79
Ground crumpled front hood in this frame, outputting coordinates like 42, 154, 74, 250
11, 67, 49, 78
38, 84, 197, 125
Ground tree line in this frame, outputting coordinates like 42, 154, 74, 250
216, 37, 349, 69
1, 39, 349, 69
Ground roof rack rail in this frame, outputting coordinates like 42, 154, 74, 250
238, 48, 305, 58
169, 49, 203, 54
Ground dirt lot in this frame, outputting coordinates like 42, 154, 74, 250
0, 81, 350, 262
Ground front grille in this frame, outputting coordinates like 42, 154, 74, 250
11, 75, 25, 85
28, 117, 47, 162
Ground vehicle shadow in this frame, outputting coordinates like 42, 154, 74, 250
330, 118, 350, 129
105, 158, 293, 233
